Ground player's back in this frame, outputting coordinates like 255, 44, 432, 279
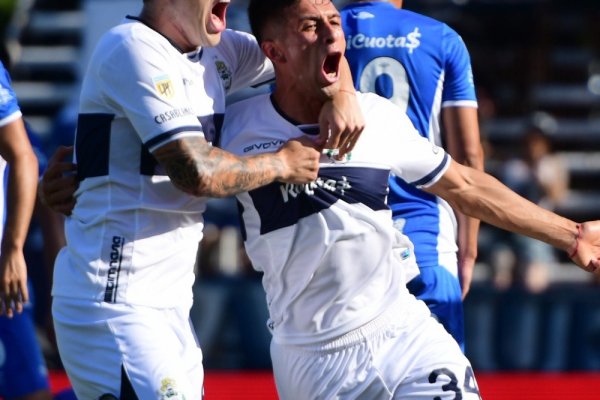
341, 2, 477, 272
342, 3, 476, 140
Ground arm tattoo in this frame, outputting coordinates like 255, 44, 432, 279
157, 137, 284, 197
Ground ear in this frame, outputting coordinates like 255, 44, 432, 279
261, 41, 286, 64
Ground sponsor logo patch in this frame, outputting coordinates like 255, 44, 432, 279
279, 176, 352, 203
346, 27, 421, 54
104, 235, 125, 303
153, 74, 175, 99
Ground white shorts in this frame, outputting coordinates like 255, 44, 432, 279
52, 297, 204, 399
270, 297, 481, 400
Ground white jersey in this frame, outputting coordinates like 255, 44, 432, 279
52, 18, 273, 309
220, 92, 450, 345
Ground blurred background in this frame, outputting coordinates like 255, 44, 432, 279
1, 0, 599, 397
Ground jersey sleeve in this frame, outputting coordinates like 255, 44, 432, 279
0, 62, 22, 127
95, 35, 204, 152
218, 30, 274, 94
440, 24, 478, 108
367, 94, 450, 187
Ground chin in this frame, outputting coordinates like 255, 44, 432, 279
199, 32, 222, 48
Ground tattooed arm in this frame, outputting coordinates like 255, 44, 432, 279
153, 135, 321, 197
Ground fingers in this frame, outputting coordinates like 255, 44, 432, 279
318, 116, 364, 156
295, 135, 323, 151
0, 282, 26, 318
587, 258, 599, 274
39, 147, 78, 214
318, 121, 336, 149
337, 128, 361, 156
48, 145, 74, 165
279, 138, 321, 184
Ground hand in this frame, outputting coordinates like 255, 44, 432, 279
0, 248, 28, 318
39, 146, 78, 216
277, 136, 321, 184
570, 221, 600, 275
318, 90, 365, 156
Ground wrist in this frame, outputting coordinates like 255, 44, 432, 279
271, 151, 288, 181
568, 224, 581, 258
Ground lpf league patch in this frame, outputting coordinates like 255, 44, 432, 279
153, 74, 175, 99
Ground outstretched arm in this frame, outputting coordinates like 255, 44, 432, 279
426, 160, 599, 275
0, 118, 38, 317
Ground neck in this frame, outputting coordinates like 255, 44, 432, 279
271, 83, 327, 125
138, 6, 197, 52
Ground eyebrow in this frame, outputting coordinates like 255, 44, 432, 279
298, 12, 341, 22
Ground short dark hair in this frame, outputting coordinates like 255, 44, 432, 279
248, 0, 297, 44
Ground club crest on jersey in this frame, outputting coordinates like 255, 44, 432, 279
215, 60, 232, 90
323, 148, 352, 164
157, 378, 186, 400
153, 74, 175, 99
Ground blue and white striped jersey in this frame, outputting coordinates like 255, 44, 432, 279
341, 2, 478, 274
220, 92, 450, 345
52, 18, 273, 309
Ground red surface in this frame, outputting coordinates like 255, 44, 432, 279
50, 370, 600, 399
476, 372, 600, 400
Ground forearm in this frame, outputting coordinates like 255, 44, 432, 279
442, 107, 484, 171
457, 211, 480, 263
338, 57, 356, 92
156, 138, 285, 198
3, 155, 38, 251
434, 164, 577, 253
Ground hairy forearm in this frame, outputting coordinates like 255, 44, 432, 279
155, 137, 284, 197
434, 164, 577, 252
3, 155, 38, 251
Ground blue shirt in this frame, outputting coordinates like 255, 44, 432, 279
341, 2, 478, 271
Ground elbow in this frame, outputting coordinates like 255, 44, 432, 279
172, 175, 212, 198
171, 173, 229, 198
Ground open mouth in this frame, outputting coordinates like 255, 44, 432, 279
208, 0, 229, 34
322, 52, 342, 83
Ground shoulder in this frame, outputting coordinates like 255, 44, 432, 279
89, 20, 175, 76
0, 63, 21, 123
226, 92, 269, 115
97, 19, 171, 57
212, 29, 258, 56
220, 93, 272, 149
0, 62, 13, 88
356, 92, 416, 137
357, 92, 406, 121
